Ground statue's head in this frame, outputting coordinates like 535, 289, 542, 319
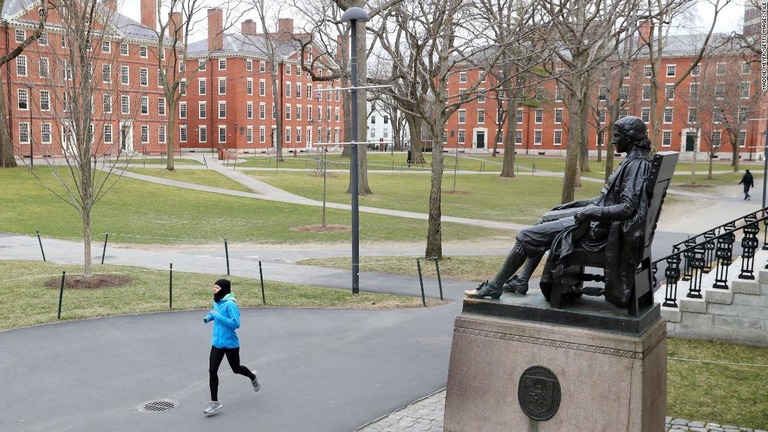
613, 116, 651, 151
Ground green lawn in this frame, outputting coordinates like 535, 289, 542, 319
127, 167, 253, 192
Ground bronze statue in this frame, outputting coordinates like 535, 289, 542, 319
465, 116, 653, 308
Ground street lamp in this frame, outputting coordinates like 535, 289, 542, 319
27, 83, 34, 168
341, 6, 369, 295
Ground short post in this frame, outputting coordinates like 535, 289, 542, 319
259, 261, 266, 305
431, 257, 444, 301
169, 263, 173, 309
416, 259, 427, 307
57, 271, 65, 319
36, 230, 46, 262
224, 239, 230, 276
101, 233, 109, 265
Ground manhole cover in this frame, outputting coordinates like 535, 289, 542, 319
139, 399, 178, 413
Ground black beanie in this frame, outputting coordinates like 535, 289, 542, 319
214, 279, 231, 301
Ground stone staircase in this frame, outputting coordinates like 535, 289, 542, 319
655, 249, 768, 347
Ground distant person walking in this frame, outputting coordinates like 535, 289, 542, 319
203, 279, 261, 415
739, 169, 754, 200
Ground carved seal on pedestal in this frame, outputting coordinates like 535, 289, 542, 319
517, 365, 561, 421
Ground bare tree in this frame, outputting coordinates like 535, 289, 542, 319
29, 0, 141, 276
0, 0, 48, 167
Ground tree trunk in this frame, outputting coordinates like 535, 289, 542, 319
500, 102, 517, 178
406, 114, 425, 164
425, 127, 445, 259
166, 100, 177, 171
0, 81, 16, 168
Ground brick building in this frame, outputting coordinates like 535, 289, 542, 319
2, 0, 168, 158
181, 13, 344, 154
444, 33, 765, 160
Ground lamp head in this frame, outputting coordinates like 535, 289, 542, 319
341, 7, 369, 22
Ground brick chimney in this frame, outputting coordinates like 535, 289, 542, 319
140, 0, 157, 30
242, 19, 258, 36
208, 8, 223, 52
170, 12, 182, 42
102, 0, 117, 11
277, 18, 293, 39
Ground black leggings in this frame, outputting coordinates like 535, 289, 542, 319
209, 346, 255, 401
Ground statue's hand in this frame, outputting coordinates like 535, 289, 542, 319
575, 206, 602, 223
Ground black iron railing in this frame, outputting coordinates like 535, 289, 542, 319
652, 209, 768, 308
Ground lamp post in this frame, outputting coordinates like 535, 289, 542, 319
27, 83, 34, 168
341, 6, 369, 295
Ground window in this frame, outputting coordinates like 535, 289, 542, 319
259, 61, 265, 73
665, 85, 674, 100
16, 55, 27, 76
285, 64, 292, 75
218, 78, 226, 95
259, 126, 265, 143
307, 84, 312, 99
180, 79, 187, 96
101, 41, 110, 53
140, 68, 148, 86
39, 57, 49, 78
140, 125, 149, 143
102, 64, 111, 83
296, 127, 302, 143
199, 78, 206, 95
246, 59, 253, 71
37, 32, 48, 46
477, 109, 485, 124
199, 126, 207, 143
139, 46, 148, 58
141, 96, 149, 115
63, 60, 73, 80
555, 87, 563, 102
259, 80, 265, 96
598, 86, 607, 101
689, 83, 699, 101
307, 106, 312, 121
663, 107, 673, 123
179, 102, 187, 119
598, 108, 606, 123
41, 123, 51, 144
285, 127, 291, 143
15, 29, 25, 43
158, 69, 163, 87
662, 131, 672, 147
641, 107, 650, 123
554, 108, 563, 124
643, 84, 651, 100
218, 58, 227, 70
19, 122, 29, 143
217, 126, 226, 143
296, 83, 302, 99
739, 130, 747, 147
738, 106, 749, 123
286, 82, 291, 98
740, 82, 750, 99
534, 109, 543, 124
296, 105, 302, 120
158, 98, 166, 116
714, 83, 725, 99
158, 125, 166, 144
218, 101, 226, 119
619, 85, 629, 100
334, 107, 339, 122
666, 64, 676, 77
246, 102, 253, 119
17, 89, 28, 110
40, 90, 50, 111
691, 64, 700, 77
102, 94, 111, 114
459, 72, 467, 83
180, 125, 187, 143
742, 62, 752, 74
121, 65, 129, 84
246, 78, 253, 96
643, 65, 652, 78
516, 109, 523, 124
285, 104, 291, 120
712, 130, 721, 147
120, 42, 128, 56
716, 62, 726, 76
554, 130, 562, 146
478, 91, 486, 104
534, 130, 542, 145
104, 124, 113, 144
687, 107, 697, 124
259, 102, 265, 120
458, 109, 466, 124
121, 95, 130, 114
458, 129, 465, 144
515, 130, 522, 145
246, 126, 253, 143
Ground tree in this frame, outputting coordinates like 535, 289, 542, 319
0, 0, 48, 168
29, 0, 141, 276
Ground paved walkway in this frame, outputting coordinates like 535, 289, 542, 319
2, 155, 766, 431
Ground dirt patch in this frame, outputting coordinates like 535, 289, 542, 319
673, 183, 715, 189
291, 224, 351, 233
444, 190, 471, 195
44, 274, 133, 289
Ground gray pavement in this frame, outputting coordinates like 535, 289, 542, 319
1, 155, 766, 431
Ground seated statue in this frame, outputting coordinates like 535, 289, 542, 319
465, 116, 653, 308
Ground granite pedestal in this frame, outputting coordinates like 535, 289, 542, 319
443, 293, 667, 431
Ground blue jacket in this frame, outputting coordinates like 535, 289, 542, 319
204, 293, 241, 349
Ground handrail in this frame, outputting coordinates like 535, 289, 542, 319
652, 209, 768, 308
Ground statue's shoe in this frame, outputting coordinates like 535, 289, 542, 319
502, 276, 528, 294
464, 280, 503, 299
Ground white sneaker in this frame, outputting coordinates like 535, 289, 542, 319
252, 371, 261, 392
204, 401, 222, 415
